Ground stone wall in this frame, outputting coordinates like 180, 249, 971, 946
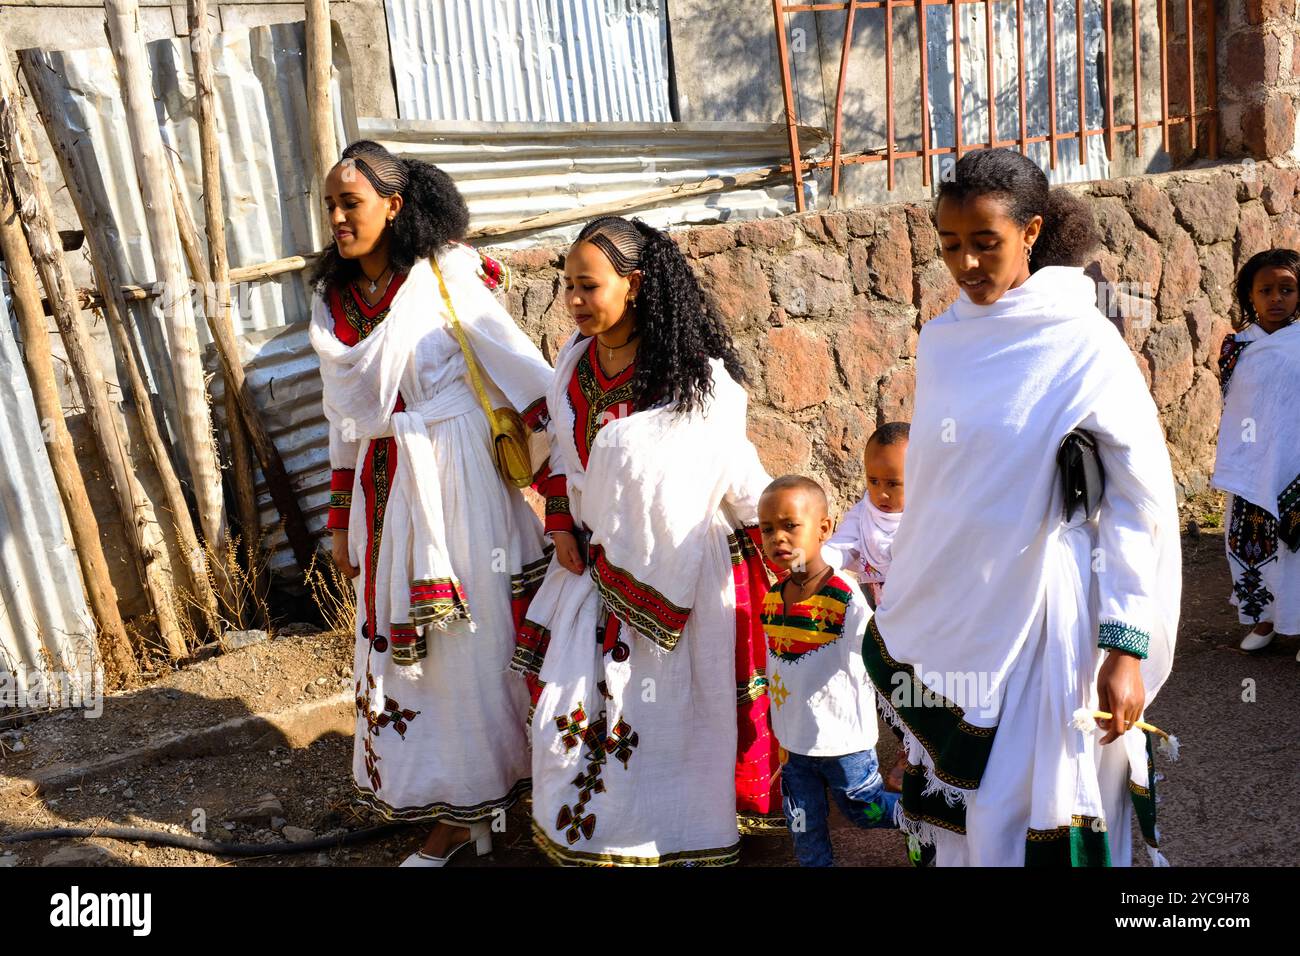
492, 158, 1300, 518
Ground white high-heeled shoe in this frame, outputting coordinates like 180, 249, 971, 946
1240, 627, 1275, 652
398, 821, 493, 867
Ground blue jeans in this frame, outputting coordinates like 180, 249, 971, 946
780, 748, 900, 867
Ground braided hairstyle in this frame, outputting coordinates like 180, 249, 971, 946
1234, 248, 1300, 331
936, 148, 1099, 272
574, 216, 747, 415
311, 140, 470, 292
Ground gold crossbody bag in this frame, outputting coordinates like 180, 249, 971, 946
431, 256, 534, 489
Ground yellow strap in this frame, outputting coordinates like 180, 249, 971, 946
431, 255, 498, 429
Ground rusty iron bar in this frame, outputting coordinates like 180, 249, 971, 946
1185, 0, 1196, 151
1158, 0, 1170, 154
886, 0, 895, 189
1046, 0, 1058, 168
985, 0, 996, 163
919, 0, 930, 186
953, 0, 963, 164
831, 0, 860, 196
1076, 0, 1087, 164
1016, 0, 1027, 157
773, 0, 806, 211
1205, 0, 1216, 157
773, 0, 1216, 192
1133, 0, 1142, 157
1104, 0, 1115, 160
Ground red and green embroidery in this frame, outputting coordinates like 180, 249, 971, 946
409, 577, 470, 628
760, 576, 853, 662
589, 544, 691, 652
553, 701, 640, 845
567, 339, 636, 470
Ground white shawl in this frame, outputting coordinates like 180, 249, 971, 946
309, 245, 553, 627
541, 334, 768, 651
1212, 320, 1300, 521
824, 496, 901, 583
872, 267, 1181, 848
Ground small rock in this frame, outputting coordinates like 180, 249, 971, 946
271, 816, 287, 831
225, 792, 284, 826
163, 690, 181, 701
122, 788, 134, 799
1185, 519, 1201, 540
42, 844, 111, 867
221, 822, 236, 831
0, 855, 18, 868
98, 787, 109, 795
282, 826, 315, 844
315, 676, 328, 686
10, 741, 24, 752
222, 629, 269, 651
130, 850, 142, 860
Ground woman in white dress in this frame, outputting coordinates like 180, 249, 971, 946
309, 141, 553, 866
514, 216, 782, 865
866, 149, 1182, 866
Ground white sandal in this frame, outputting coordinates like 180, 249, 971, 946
398, 821, 492, 867
1239, 627, 1275, 652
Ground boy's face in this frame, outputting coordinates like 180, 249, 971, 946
758, 488, 832, 575
864, 439, 906, 513
1250, 265, 1299, 334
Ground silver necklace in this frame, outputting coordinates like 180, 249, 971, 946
358, 265, 392, 297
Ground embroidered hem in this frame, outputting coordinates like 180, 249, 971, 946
1024, 816, 1112, 867
737, 811, 788, 835
409, 577, 471, 628
1097, 619, 1151, 660
327, 468, 356, 530
589, 545, 691, 652
862, 617, 996, 795
531, 818, 739, 867
353, 777, 530, 824
389, 622, 427, 665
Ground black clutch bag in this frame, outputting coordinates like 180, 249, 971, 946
1057, 429, 1105, 522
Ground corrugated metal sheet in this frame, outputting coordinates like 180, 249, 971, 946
23, 21, 356, 422
926, 0, 1110, 186
364, 117, 827, 245
0, 286, 98, 696
385, 0, 673, 123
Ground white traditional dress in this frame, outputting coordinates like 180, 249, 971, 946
866, 267, 1181, 866
823, 496, 902, 607
309, 244, 552, 824
1213, 320, 1300, 635
513, 336, 781, 865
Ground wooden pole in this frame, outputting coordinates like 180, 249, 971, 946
306, 0, 338, 239
0, 37, 187, 659
166, 156, 260, 573
186, 0, 261, 570
103, 0, 228, 564
0, 166, 137, 684
19, 50, 222, 639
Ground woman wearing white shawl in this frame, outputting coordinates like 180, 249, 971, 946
309, 142, 553, 865
1213, 249, 1300, 651
866, 149, 1181, 867
513, 216, 781, 865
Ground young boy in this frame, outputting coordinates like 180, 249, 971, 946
757, 475, 899, 867
822, 421, 909, 609
823, 422, 910, 794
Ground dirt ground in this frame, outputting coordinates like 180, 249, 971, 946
1, 497, 1296, 868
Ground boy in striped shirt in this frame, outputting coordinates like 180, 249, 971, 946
757, 475, 900, 867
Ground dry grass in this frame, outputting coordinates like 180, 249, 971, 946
305, 548, 357, 638
171, 531, 273, 651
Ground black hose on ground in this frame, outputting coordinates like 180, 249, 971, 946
0, 822, 409, 857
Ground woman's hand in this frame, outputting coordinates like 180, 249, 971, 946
1096, 650, 1145, 745
551, 531, 585, 575
331, 529, 359, 580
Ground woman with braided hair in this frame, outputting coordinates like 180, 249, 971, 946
513, 216, 783, 865
309, 140, 553, 866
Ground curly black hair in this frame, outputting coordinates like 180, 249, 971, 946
936, 148, 1099, 272
310, 140, 470, 293
574, 217, 747, 415
1234, 247, 1300, 331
